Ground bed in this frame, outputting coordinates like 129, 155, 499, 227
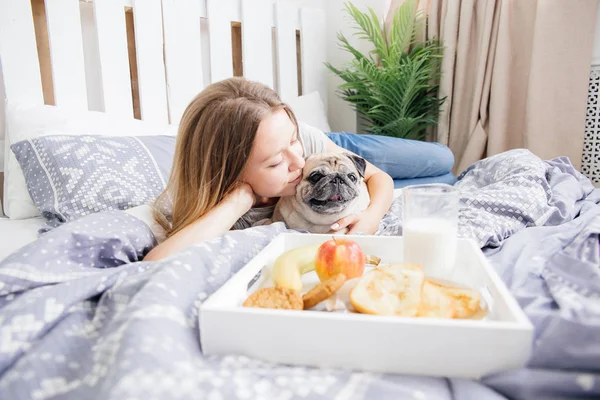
0, 0, 326, 256
0, 217, 45, 260
1, 1, 599, 400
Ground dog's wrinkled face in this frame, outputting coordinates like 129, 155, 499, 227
297, 153, 367, 214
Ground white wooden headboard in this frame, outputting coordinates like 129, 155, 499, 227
0, 0, 327, 170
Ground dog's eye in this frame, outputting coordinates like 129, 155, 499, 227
348, 173, 357, 183
308, 172, 323, 184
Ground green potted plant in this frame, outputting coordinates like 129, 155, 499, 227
326, 0, 445, 141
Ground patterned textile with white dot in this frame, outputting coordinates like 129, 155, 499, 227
378, 149, 596, 247
11, 135, 175, 226
0, 149, 599, 399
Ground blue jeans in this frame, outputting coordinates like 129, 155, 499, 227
325, 132, 457, 189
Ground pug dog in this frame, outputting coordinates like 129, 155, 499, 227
272, 152, 370, 234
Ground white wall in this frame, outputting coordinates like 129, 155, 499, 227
325, 0, 390, 133
593, 3, 600, 65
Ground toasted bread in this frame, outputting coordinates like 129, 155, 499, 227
418, 280, 482, 319
349, 263, 425, 316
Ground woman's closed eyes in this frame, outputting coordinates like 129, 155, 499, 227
268, 159, 283, 168
268, 133, 300, 168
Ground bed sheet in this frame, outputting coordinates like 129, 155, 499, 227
0, 189, 400, 263
0, 150, 598, 400
480, 187, 600, 399
0, 216, 44, 261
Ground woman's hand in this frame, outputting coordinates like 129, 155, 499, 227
330, 208, 381, 235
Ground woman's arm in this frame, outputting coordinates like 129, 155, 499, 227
325, 139, 394, 234
143, 184, 255, 261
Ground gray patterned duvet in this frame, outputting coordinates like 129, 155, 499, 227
0, 149, 598, 400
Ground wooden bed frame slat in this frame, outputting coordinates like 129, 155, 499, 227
207, 0, 236, 83
162, 0, 204, 123
125, 9, 141, 119
0, 0, 45, 105
300, 7, 327, 110
231, 22, 243, 77
275, 3, 300, 102
31, 0, 55, 106
80, 2, 104, 112
44, 0, 88, 109
93, 0, 134, 118
241, 0, 274, 89
132, 0, 169, 124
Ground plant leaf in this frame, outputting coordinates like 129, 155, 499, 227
325, 1, 445, 140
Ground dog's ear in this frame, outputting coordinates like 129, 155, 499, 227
344, 153, 367, 178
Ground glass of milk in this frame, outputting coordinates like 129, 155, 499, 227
402, 184, 459, 280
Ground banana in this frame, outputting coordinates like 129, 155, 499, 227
271, 244, 321, 292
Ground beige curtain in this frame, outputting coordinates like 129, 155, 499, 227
386, 0, 598, 174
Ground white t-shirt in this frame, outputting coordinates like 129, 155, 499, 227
232, 122, 329, 230
297, 121, 328, 158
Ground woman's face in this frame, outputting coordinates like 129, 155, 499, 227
241, 109, 305, 198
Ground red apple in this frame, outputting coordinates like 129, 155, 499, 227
315, 238, 366, 282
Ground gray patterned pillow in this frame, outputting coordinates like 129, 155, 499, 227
11, 135, 175, 225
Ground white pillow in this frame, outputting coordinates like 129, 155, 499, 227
286, 91, 331, 133
4, 102, 177, 219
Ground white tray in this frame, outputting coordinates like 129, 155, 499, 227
200, 233, 533, 378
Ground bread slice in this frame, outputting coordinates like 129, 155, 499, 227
418, 280, 482, 319
349, 263, 425, 316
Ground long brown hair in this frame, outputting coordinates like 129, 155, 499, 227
154, 77, 298, 237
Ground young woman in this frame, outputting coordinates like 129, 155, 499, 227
144, 77, 395, 261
